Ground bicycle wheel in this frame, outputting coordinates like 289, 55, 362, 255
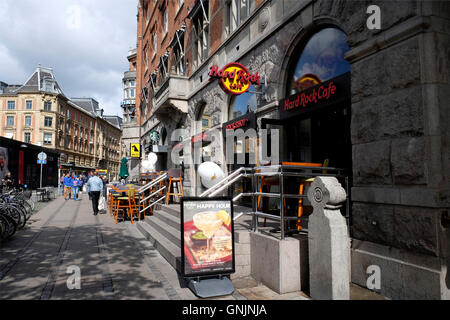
0, 213, 17, 241
6, 205, 26, 229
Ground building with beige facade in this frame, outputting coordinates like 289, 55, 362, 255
0, 65, 124, 181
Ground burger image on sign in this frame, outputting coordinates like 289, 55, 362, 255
209, 63, 261, 95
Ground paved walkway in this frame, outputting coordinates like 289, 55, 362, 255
0, 194, 200, 300
0, 194, 382, 300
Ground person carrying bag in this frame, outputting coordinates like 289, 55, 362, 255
86, 171, 103, 216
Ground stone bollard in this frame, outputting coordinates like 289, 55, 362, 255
307, 176, 349, 300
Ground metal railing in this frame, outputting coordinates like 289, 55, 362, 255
137, 172, 167, 221
199, 164, 350, 240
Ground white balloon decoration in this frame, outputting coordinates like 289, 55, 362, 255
198, 162, 225, 188
141, 152, 158, 172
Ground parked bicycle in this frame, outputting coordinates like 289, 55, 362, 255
0, 186, 35, 242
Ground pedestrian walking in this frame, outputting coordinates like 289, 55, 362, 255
86, 171, 103, 215
63, 173, 73, 200
73, 176, 80, 201
78, 176, 84, 198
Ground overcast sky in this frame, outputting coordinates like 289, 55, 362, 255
0, 0, 137, 116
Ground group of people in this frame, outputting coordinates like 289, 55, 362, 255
61, 171, 108, 216
61, 172, 86, 201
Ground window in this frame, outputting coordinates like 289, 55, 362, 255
26, 100, 32, 110
178, 0, 184, 9
24, 132, 31, 143
130, 88, 135, 98
66, 109, 70, 118
227, 0, 253, 33
44, 101, 52, 111
153, 33, 158, 55
191, 1, 209, 68
288, 27, 350, 95
171, 28, 185, 75
202, 118, 209, 128
7, 101, 15, 110
145, 50, 149, 70
44, 133, 52, 145
164, 10, 168, 34
6, 116, 14, 126
25, 116, 32, 126
229, 85, 257, 120
44, 117, 53, 127
159, 53, 169, 85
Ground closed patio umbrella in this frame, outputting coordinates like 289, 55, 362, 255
119, 157, 129, 179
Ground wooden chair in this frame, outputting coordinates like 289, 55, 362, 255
294, 159, 329, 230
166, 168, 184, 204
258, 161, 325, 228
126, 187, 140, 224
115, 189, 131, 224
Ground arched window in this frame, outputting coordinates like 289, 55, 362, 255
196, 103, 215, 133
288, 27, 350, 95
228, 85, 257, 121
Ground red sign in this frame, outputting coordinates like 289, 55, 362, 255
225, 118, 249, 131
284, 81, 337, 111
209, 63, 261, 95
191, 132, 208, 143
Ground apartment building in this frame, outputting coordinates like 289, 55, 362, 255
134, 0, 450, 300
0, 66, 124, 181
121, 48, 141, 180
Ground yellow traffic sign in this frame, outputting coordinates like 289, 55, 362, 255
130, 143, 141, 158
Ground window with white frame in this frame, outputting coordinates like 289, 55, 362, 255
191, 1, 209, 69
171, 26, 186, 76
25, 116, 32, 127
6, 116, 14, 126
227, 0, 254, 34
24, 132, 31, 143
26, 100, 32, 110
159, 53, 169, 85
66, 109, 70, 118
44, 101, 52, 111
7, 101, 15, 110
44, 133, 52, 145
164, 10, 168, 35
44, 116, 53, 127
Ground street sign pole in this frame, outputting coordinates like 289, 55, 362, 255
40, 163, 43, 189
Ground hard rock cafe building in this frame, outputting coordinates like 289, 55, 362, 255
138, 0, 449, 299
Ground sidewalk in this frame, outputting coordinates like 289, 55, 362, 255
0, 193, 384, 300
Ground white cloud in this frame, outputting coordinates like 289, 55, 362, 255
0, 0, 137, 116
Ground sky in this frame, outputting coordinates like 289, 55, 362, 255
0, 0, 137, 116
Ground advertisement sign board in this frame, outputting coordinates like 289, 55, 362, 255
181, 197, 235, 278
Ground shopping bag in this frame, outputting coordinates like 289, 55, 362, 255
98, 195, 106, 211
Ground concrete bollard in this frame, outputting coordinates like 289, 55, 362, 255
307, 176, 349, 300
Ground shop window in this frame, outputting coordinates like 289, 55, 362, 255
228, 85, 257, 120
288, 27, 350, 95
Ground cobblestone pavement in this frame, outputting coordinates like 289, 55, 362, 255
0, 193, 382, 300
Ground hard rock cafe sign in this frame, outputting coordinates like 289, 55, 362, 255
209, 63, 261, 95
